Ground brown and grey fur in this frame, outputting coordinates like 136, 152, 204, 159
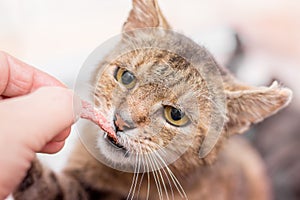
13, 0, 292, 200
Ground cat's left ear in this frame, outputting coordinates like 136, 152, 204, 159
123, 0, 171, 32
225, 81, 292, 135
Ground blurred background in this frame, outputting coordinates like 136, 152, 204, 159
1, 0, 299, 199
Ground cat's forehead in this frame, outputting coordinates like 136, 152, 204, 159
112, 48, 196, 73
110, 48, 206, 89
110, 29, 220, 78
108, 47, 211, 115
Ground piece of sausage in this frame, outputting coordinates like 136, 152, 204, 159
80, 100, 117, 142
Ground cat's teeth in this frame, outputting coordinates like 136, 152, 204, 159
104, 133, 108, 139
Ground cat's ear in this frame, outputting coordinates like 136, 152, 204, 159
225, 81, 292, 135
123, 0, 171, 32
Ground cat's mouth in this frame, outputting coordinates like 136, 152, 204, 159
105, 132, 126, 150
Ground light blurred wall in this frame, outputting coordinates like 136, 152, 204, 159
0, 0, 133, 87
1, 1, 299, 199
0, 0, 249, 86
1, 0, 299, 172
1, 0, 299, 89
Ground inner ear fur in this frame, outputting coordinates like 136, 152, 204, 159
225, 81, 292, 135
123, 0, 171, 32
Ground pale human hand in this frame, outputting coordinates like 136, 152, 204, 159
0, 51, 81, 199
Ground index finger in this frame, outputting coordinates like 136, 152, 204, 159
0, 51, 65, 97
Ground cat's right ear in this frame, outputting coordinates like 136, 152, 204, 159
224, 81, 292, 135
123, 0, 171, 32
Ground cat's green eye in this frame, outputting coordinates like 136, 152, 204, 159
115, 67, 136, 89
164, 106, 189, 127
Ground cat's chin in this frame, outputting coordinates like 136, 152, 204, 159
96, 134, 133, 166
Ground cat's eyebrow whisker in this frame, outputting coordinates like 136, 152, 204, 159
123, 32, 141, 53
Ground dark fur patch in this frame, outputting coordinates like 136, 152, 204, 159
18, 162, 41, 192
49, 172, 64, 200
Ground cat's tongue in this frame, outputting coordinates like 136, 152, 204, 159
80, 100, 117, 142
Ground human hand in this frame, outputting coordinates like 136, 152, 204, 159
0, 51, 81, 199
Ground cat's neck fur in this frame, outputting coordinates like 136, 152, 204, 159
63, 134, 270, 200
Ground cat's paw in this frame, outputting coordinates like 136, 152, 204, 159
13, 159, 43, 200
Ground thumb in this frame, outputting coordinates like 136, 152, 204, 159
0, 87, 82, 152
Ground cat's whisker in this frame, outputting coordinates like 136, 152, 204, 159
126, 132, 188, 200
155, 152, 188, 199
150, 152, 175, 200
149, 152, 170, 200
126, 136, 177, 199
123, 126, 187, 200
131, 152, 142, 200
137, 172, 145, 199
124, 149, 131, 158
150, 157, 164, 200
126, 165, 135, 200
146, 157, 151, 200
126, 151, 139, 200
136, 142, 147, 199
134, 142, 152, 200
148, 142, 187, 200
146, 153, 164, 200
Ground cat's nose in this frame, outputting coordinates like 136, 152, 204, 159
114, 114, 135, 131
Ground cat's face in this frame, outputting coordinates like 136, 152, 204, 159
94, 43, 214, 170
90, 0, 291, 173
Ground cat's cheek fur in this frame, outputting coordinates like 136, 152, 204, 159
96, 135, 132, 165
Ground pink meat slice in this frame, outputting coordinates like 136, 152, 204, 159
80, 100, 117, 142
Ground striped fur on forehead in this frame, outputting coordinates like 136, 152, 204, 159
120, 29, 218, 68
104, 46, 212, 127
111, 48, 206, 86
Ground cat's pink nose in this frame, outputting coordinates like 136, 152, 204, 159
114, 114, 130, 131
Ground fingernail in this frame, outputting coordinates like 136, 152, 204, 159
72, 92, 82, 122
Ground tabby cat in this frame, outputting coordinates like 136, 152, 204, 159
13, 0, 292, 199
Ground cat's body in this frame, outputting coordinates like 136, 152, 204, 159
15, 136, 270, 200
14, 0, 292, 199
68, 136, 272, 200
